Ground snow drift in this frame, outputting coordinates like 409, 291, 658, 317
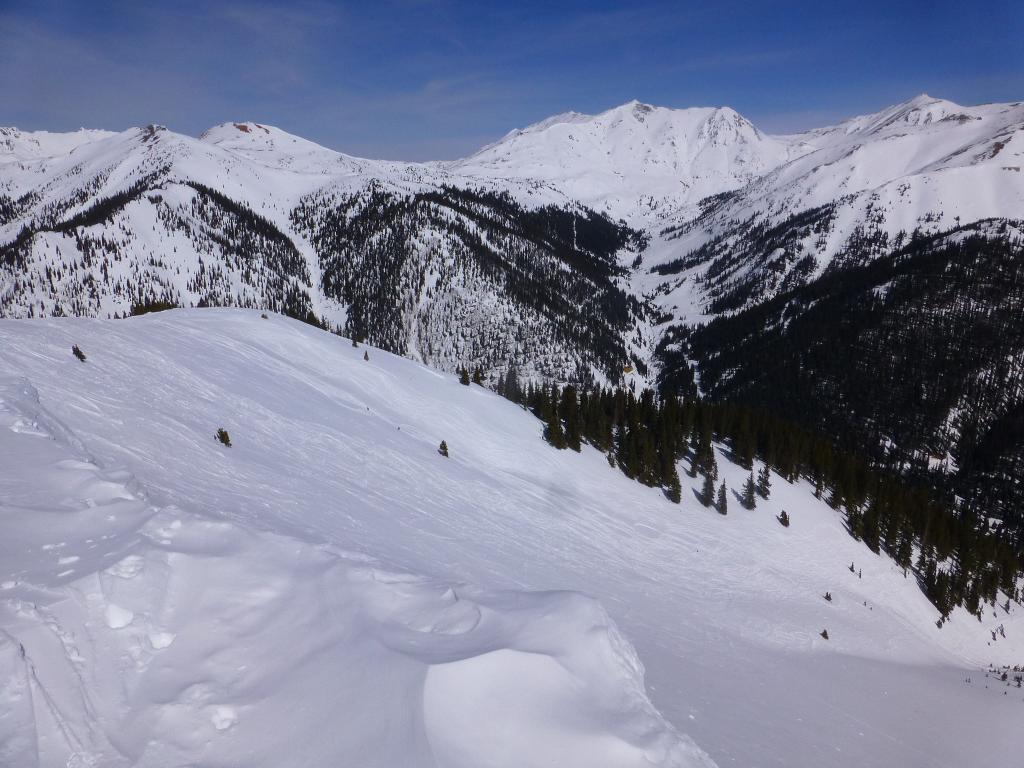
0, 326, 708, 767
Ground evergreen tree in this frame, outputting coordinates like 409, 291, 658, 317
459, 366, 470, 386
687, 434, 701, 477
778, 510, 790, 527
742, 472, 757, 509
545, 384, 567, 449
700, 473, 715, 507
757, 464, 772, 498
666, 463, 682, 504
363, 350, 369, 361
736, 419, 756, 469
72, 345, 86, 362
438, 440, 449, 457
215, 428, 231, 447
716, 481, 728, 515
560, 385, 582, 451
505, 365, 522, 404
472, 366, 483, 385
691, 426, 714, 477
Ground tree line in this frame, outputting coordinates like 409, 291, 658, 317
487, 369, 1022, 619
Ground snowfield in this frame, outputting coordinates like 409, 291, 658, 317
1, 310, 1021, 767
449, 100, 802, 225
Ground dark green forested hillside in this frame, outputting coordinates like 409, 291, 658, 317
659, 221, 1024, 544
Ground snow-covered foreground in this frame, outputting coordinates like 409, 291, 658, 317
1, 310, 1020, 767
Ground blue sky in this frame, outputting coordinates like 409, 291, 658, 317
2, 0, 1021, 160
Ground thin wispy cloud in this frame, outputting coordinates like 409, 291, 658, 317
1, 0, 1020, 160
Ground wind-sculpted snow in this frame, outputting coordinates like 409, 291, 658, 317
1, 311, 1021, 766
0, 372, 709, 767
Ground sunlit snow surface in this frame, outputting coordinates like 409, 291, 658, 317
1, 310, 1021, 767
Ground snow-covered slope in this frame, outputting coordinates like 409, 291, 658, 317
0, 126, 117, 165
738, 93, 1024, 235
645, 94, 1024, 321
198, 121, 379, 175
1, 310, 1020, 767
451, 100, 800, 224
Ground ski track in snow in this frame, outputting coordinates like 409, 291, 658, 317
0, 310, 1021, 767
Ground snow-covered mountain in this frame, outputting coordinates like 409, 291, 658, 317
4, 94, 1022, 332
645, 94, 1024, 320
0, 120, 650, 385
449, 100, 801, 224
630, 95, 1024, 526
1, 310, 1020, 767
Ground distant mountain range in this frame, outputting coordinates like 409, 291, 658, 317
4, 93, 1021, 326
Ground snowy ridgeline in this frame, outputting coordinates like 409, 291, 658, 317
0, 310, 1022, 767
4, 94, 1024, 337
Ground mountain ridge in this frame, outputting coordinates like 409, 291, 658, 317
4, 93, 1022, 334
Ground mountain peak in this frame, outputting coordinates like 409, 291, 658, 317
199, 121, 371, 173
855, 94, 964, 134
597, 100, 675, 124
452, 99, 793, 224
200, 121, 285, 143
624, 100, 656, 120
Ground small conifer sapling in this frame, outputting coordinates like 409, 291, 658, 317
72, 345, 87, 362
215, 428, 232, 447
438, 440, 449, 457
